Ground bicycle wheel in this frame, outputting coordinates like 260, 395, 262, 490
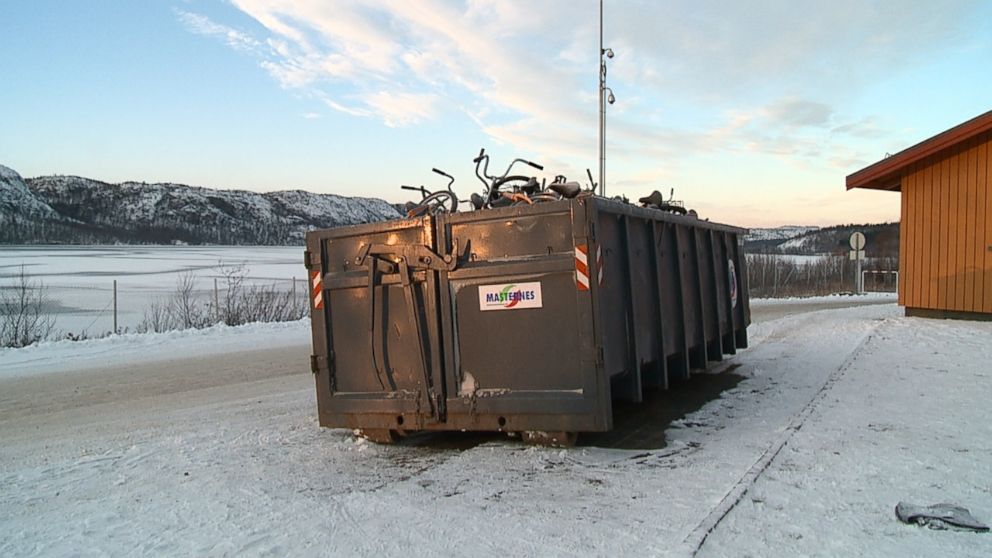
419, 190, 459, 214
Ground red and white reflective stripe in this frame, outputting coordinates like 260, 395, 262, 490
311, 270, 324, 309
575, 244, 604, 291
596, 245, 604, 286
575, 245, 591, 290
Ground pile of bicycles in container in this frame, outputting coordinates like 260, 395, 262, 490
401, 148, 696, 218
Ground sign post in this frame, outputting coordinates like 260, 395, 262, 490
849, 232, 866, 294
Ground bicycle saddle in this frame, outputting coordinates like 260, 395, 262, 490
638, 190, 664, 207
470, 193, 486, 210
549, 181, 581, 199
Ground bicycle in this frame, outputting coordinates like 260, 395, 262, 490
401, 168, 460, 217
638, 187, 688, 215
471, 148, 545, 209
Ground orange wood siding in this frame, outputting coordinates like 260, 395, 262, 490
899, 132, 992, 313
965, 143, 978, 310
898, 166, 916, 306
976, 138, 992, 313
936, 158, 947, 308
919, 164, 929, 306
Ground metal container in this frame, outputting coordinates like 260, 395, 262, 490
304, 197, 749, 442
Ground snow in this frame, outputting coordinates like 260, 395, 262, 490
2, 299, 991, 556
2, 162, 402, 245
745, 225, 820, 243
752, 292, 896, 306
0, 246, 307, 335
0, 318, 309, 379
698, 313, 992, 557
757, 253, 830, 265
23, 172, 400, 240
0, 165, 59, 221
777, 233, 818, 251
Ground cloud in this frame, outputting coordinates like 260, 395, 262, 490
831, 117, 887, 139
363, 91, 439, 127
764, 98, 834, 128
176, 0, 980, 180
605, 0, 976, 99
174, 9, 261, 53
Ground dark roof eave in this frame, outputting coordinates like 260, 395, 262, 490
845, 175, 901, 192
846, 109, 992, 191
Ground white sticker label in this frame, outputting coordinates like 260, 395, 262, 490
478, 282, 543, 311
728, 259, 738, 309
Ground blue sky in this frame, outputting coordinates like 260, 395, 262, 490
2, 1, 990, 227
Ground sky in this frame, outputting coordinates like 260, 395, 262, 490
2, 1, 991, 228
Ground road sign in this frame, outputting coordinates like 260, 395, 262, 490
849, 231, 866, 251
849, 232, 866, 294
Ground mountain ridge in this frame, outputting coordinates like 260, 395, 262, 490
0, 164, 400, 245
746, 222, 899, 257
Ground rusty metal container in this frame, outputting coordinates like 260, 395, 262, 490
304, 197, 749, 440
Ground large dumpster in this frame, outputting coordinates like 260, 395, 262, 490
304, 197, 749, 443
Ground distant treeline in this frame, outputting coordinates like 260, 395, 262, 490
0, 215, 310, 246
746, 222, 899, 258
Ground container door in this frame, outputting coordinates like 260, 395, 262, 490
434, 202, 607, 432
308, 217, 453, 427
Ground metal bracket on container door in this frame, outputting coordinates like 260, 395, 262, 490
355, 241, 460, 419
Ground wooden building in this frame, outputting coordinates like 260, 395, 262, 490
847, 110, 992, 319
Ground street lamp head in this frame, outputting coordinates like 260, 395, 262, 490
607, 90, 615, 105
604, 47, 614, 59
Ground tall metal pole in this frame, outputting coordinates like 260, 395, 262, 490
598, 0, 605, 198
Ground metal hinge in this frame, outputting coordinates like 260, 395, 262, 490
311, 354, 333, 375
596, 346, 605, 365
304, 249, 325, 270
304, 249, 323, 270
589, 221, 598, 242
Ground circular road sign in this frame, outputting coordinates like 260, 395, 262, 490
849, 231, 866, 251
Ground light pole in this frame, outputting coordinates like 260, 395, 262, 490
598, 0, 615, 198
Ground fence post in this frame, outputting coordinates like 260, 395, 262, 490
113, 279, 118, 333
214, 278, 220, 322
773, 259, 779, 297
854, 253, 863, 294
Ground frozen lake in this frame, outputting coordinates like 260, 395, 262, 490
0, 246, 306, 337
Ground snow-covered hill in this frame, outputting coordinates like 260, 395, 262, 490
0, 165, 61, 224
744, 225, 821, 253
745, 225, 820, 243
745, 223, 899, 257
0, 164, 400, 244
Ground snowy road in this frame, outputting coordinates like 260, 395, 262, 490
2, 297, 990, 556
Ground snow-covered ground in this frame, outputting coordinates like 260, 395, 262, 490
0, 246, 305, 335
0, 319, 309, 379
2, 298, 990, 557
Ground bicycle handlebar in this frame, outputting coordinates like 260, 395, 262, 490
471, 147, 546, 207
432, 167, 455, 189
401, 184, 432, 200
499, 158, 541, 180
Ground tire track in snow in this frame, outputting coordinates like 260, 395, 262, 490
683, 317, 888, 556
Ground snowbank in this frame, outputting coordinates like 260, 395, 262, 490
3, 300, 990, 557
0, 319, 310, 379
751, 292, 896, 306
